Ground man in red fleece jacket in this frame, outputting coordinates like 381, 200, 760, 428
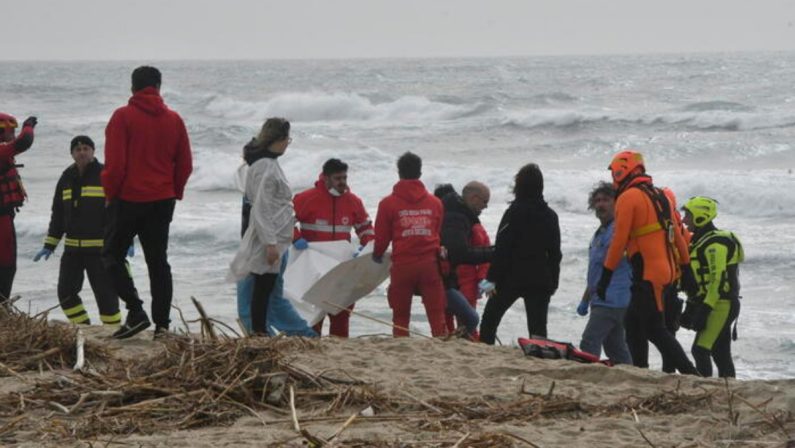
101, 66, 193, 339
372, 152, 447, 337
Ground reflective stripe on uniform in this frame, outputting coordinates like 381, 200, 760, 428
630, 222, 662, 238
80, 186, 105, 198
62, 303, 90, 324
100, 312, 122, 325
64, 238, 104, 248
300, 222, 353, 233
44, 236, 61, 246
358, 229, 375, 236
62, 189, 72, 200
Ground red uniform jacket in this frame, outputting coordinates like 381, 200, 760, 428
293, 177, 374, 244
102, 87, 193, 202
456, 222, 491, 301
373, 179, 443, 266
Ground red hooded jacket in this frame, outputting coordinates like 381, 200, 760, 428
102, 87, 193, 202
373, 179, 443, 266
293, 176, 374, 244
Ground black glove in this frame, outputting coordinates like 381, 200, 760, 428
596, 268, 613, 301
22, 116, 37, 129
679, 303, 695, 330
679, 264, 697, 297
691, 302, 712, 332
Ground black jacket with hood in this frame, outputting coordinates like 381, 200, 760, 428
440, 193, 493, 289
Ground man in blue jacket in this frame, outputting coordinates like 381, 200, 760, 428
577, 182, 632, 364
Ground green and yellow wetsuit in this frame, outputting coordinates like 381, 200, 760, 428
686, 226, 743, 377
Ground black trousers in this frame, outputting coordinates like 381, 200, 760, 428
661, 284, 684, 373
480, 288, 550, 345
0, 213, 16, 301
102, 199, 175, 328
251, 272, 278, 335
624, 280, 697, 375
58, 251, 120, 324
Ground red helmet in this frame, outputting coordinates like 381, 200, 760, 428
0, 112, 18, 142
608, 150, 645, 186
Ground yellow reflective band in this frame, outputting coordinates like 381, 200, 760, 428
62, 303, 87, 317
65, 238, 80, 247
62, 189, 73, 200
81, 186, 105, 198
80, 239, 104, 248
630, 222, 662, 239
68, 314, 90, 324
44, 236, 61, 246
100, 312, 122, 325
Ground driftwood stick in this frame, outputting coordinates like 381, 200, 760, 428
73, 329, 85, 372
190, 296, 217, 341
321, 300, 433, 340
289, 385, 301, 432
0, 361, 27, 381
733, 393, 789, 437
327, 411, 359, 442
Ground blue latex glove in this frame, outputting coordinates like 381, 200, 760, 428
293, 238, 309, 250
478, 279, 496, 296
127, 245, 135, 258
577, 300, 589, 316
33, 247, 53, 262
372, 253, 383, 264
352, 245, 365, 258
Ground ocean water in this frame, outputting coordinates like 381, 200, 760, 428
2, 53, 794, 379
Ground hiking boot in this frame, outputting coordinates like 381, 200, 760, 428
112, 311, 151, 339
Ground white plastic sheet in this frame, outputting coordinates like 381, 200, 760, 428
282, 241, 391, 326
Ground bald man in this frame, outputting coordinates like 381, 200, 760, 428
439, 181, 494, 338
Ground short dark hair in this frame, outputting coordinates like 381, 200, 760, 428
70, 135, 95, 152
322, 158, 348, 176
513, 163, 544, 200
588, 181, 615, 210
397, 152, 422, 180
433, 183, 456, 200
131, 66, 162, 92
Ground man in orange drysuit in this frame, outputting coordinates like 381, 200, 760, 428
596, 150, 697, 375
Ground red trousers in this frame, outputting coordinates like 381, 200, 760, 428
313, 304, 353, 337
388, 259, 447, 337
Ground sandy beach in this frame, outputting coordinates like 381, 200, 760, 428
0, 309, 793, 448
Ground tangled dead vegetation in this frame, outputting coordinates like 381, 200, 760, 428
0, 300, 110, 377
0, 300, 792, 447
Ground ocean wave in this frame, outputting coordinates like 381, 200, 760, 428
680, 100, 755, 112
500, 107, 795, 132
203, 91, 479, 124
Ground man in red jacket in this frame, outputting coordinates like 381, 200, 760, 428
101, 66, 193, 339
293, 158, 374, 337
0, 113, 36, 301
372, 152, 447, 337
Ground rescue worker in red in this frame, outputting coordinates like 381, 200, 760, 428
597, 150, 698, 375
372, 152, 447, 337
102, 66, 193, 339
0, 113, 37, 302
33, 136, 121, 326
293, 158, 374, 337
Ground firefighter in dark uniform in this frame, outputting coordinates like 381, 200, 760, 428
33, 136, 121, 325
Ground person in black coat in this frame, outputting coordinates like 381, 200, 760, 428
437, 182, 494, 336
479, 163, 562, 344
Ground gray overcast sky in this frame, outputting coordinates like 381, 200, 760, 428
5, 0, 795, 60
